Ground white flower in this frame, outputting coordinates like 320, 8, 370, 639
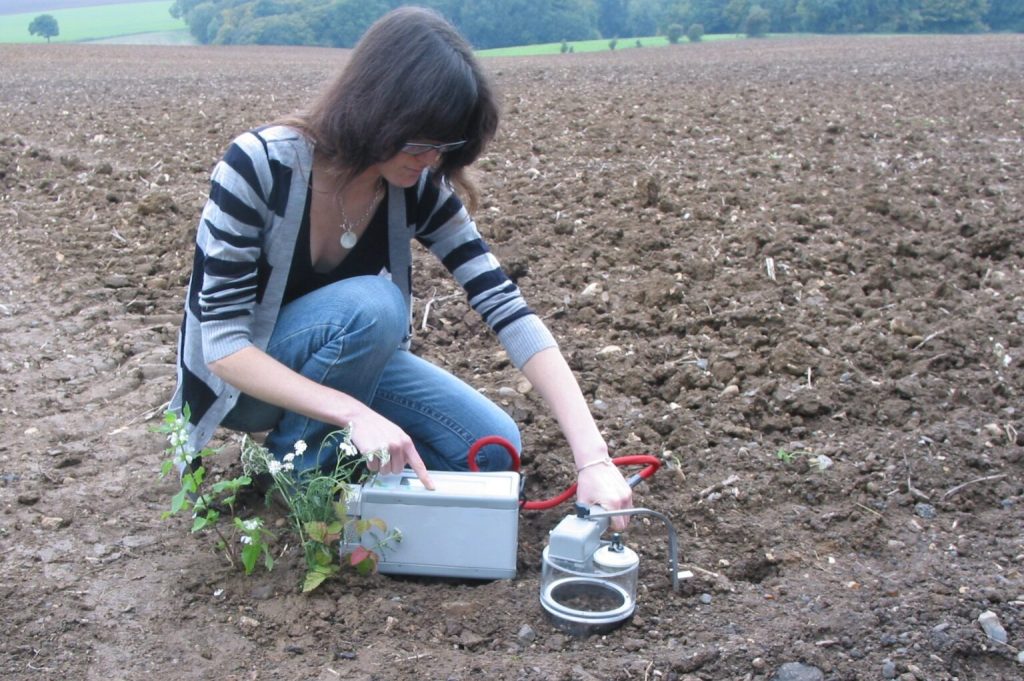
268, 460, 282, 476
365, 447, 391, 465
293, 440, 307, 455
338, 441, 358, 459
283, 452, 295, 463
242, 519, 261, 531
240, 535, 253, 545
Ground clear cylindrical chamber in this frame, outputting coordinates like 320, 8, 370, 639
539, 543, 639, 636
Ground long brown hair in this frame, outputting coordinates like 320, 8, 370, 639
278, 6, 499, 211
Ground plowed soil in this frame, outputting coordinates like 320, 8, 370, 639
1, 35, 1023, 681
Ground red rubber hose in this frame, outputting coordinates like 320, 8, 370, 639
466, 436, 661, 511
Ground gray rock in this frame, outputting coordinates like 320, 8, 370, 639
914, 503, 937, 519
882, 659, 897, 679
772, 662, 825, 681
517, 624, 536, 643
978, 610, 1008, 644
104, 273, 130, 288
699, 593, 713, 604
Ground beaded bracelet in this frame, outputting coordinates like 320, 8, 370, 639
576, 457, 613, 473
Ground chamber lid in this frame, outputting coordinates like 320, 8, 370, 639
593, 544, 639, 571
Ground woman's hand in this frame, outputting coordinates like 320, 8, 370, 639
210, 347, 435, 489
575, 459, 633, 531
348, 405, 435, 490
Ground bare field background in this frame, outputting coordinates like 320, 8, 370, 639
1, 35, 1023, 681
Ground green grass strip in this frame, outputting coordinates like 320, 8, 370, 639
477, 33, 743, 57
0, 1, 184, 44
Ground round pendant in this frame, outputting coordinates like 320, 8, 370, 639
339, 230, 358, 249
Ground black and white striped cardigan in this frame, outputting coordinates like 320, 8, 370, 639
170, 125, 556, 453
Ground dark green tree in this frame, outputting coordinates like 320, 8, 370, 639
627, 0, 663, 35
688, 0, 730, 32
724, 0, 751, 30
597, 0, 629, 38
28, 14, 59, 43
182, 2, 220, 43
458, 0, 597, 49
919, 0, 990, 32
309, 0, 393, 47
745, 4, 771, 35
986, 0, 1024, 30
233, 13, 314, 43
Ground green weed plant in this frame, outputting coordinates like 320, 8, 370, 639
157, 407, 397, 591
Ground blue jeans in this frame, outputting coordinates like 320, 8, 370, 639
222, 276, 519, 474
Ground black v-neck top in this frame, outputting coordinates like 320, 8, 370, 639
282, 180, 390, 305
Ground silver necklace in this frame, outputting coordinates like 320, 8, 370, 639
337, 181, 383, 250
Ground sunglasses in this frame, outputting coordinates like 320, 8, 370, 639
400, 140, 467, 156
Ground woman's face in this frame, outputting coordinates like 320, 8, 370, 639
374, 140, 466, 187
375, 145, 443, 187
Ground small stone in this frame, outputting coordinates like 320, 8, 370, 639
699, 593, 713, 605
978, 610, 1008, 643
544, 633, 567, 651
249, 584, 275, 601
983, 423, 1003, 437
720, 385, 740, 398
140, 363, 177, 380
238, 615, 260, 629
914, 503, 937, 520
1016, 650, 1024, 665
137, 192, 177, 215
752, 657, 767, 671
104, 273, 130, 288
40, 516, 67, 530
517, 624, 536, 643
882, 659, 897, 679
772, 662, 824, 681
621, 637, 645, 652
16, 493, 40, 506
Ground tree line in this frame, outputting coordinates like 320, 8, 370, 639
169, 0, 1024, 49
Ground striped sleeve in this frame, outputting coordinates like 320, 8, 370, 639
195, 133, 273, 363
415, 176, 556, 368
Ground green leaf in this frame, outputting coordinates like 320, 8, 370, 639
302, 569, 329, 592
192, 515, 210, 532
160, 460, 174, 477
302, 563, 338, 592
241, 542, 261, 575
212, 477, 250, 495
353, 550, 378, 576
367, 518, 388, 533
169, 487, 188, 515
305, 521, 329, 543
311, 544, 333, 566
